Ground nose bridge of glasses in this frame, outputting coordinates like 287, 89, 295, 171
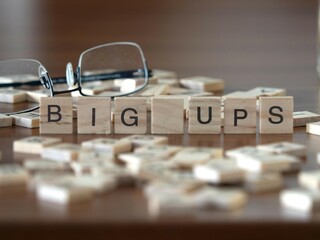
66, 62, 76, 87
38, 65, 51, 89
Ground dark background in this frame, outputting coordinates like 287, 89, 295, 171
0, 0, 317, 91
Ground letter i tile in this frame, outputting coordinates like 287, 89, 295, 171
40, 97, 73, 134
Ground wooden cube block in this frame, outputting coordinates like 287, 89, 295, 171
42, 143, 83, 162
294, 111, 320, 127
121, 135, 168, 147
77, 97, 111, 134
114, 97, 147, 134
188, 97, 221, 134
0, 164, 28, 186
151, 97, 184, 134
224, 97, 256, 134
11, 112, 39, 128
0, 114, 12, 127
0, 88, 27, 103
259, 96, 293, 134
40, 97, 73, 134
180, 76, 224, 92
13, 136, 62, 154
307, 121, 320, 136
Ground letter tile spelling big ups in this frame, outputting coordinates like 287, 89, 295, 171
259, 97, 293, 134
114, 97, 147, 134
40, 97, 73, 134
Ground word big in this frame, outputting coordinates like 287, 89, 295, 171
39, 96, 293, 135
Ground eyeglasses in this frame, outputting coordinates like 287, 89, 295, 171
0, 42, 151, 115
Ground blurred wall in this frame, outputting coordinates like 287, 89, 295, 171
0, 0, 316, 88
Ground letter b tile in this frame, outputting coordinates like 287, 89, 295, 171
114, 97, 147, 134
40, 97, 73, 134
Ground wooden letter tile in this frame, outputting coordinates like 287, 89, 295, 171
11, 112, 39, 128
0, 114, 12, 127
114, 97, 147, 134
294, 111, 320, 127
151, 97, 184, 134
40, 97, 73, 134
224, 97, 256, 134
13, 136, 62, 154
259, 96, 293, 134
188, 97, 221, 134
42, 143, 80, 162
121, 135, 168, 147
0, 88, 27, 103
180, 76, 224, 92
77, 96, 111, 134
307, 121, 320, 136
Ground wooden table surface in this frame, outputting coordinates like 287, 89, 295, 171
1, 0, 320, 239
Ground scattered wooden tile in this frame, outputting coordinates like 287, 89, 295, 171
0, 164, 28, 186
77, 96, 111, 134
180, 76, 224, 92
245, 87, 286, 98
23, 159, 69, 172
135, 84, 170, 97
298, 170, 320, 191
293, 111, 320, 127
170, 147, 223, 169
13, 136, 62, 154
244, 172, 283, 193
151, 97, 184, 134
0, 114, 12, 127
307, 121, 320, 136
36, 179, 93, 205
257, 141, 306, 158
40, 97, 73, 134
224, 97, 256, 134
280, 188, 320, 212
259, 96, 293, 134
152, 69, 177, 79
121, 135, 168, 147
193, 187, 247, 210
114, 97, 147, 134
118, 152, 164, 175
11, 112, 39, 128
70, 159, 115, 175
0, 88, 27, 103
27, 89, 51, 103
148, 193, 195, 217
134, 145, 182, 158
81, 138, 132, 156
194, 159, 245, 184
41, 143, 84, 162
188, 97, 221, 134
236, 152, 296, 173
